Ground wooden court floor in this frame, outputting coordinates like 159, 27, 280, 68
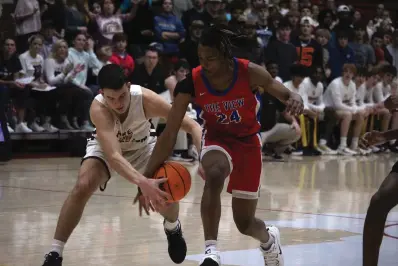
1, 155, 398, 266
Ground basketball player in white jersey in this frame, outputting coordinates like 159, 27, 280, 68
41, 64, 202, 266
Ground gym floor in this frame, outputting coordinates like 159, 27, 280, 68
1, 155, 398, 266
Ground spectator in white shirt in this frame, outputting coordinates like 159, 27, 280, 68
373, 64, 395, 104
44, 39, 89, 130
19, 35, 55, 133
323, 64, 366, 155
301, 66, 334, 155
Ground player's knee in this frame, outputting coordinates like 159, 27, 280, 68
72, 172, 99, 200
203, 163, 228, 189
233, 215, 253, 235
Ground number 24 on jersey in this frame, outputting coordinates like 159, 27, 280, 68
216, 110, 242, 124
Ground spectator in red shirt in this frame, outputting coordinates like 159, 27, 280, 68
109, 33, 135, 79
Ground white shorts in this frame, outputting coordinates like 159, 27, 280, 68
82, 136, 157, 191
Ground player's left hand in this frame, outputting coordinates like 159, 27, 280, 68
133, 189, 155, 216
384, 95, 398, 112
286, 92, 304, 116
359, 131, 387, 148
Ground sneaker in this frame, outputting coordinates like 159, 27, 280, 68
42, 252, 63, 266
42, 122, 59, 133
337, 146, 357, 156
199, 250, 221, 266
7, 123, 14, 133
164, 220, 187, 264
352, 147, 368, 156
80, 121, 94, 131
317, 144, 338, 155
15, 122, 33, 133
262, 226, 284, 266
30, 121, 45, 132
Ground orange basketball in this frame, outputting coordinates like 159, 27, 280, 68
153, 162, 192, 202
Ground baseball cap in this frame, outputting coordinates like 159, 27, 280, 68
300, 16, 315, 26
337, 5, 350, 13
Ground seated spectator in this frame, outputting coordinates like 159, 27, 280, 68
300, 66, 329, 155
67, 33, 102, 131
283, 64, 307, 96
110, 33, 135, 79
19, 35, 56, 133
323, 64, 366, 155
260, 92, 301, 160
92, 45, 112, 76
265, 19, 297, 82
44, 39, 87, 130
266, 61, 283, 83
328, 30, 355, 80
40, 21, 58, 60
88, 0, 136, 46
350, 23, 376, 70
233, 16, 265, 66
387, 31, 398, 75
179, 19, 204, 69
162, 60, 197, 161
13, 0, 42, 53
154, 0, 186, 57
372, 31, 393, 65
131, 46, 168, 94
181, 0, 206, 36
314, 28, 331, 78
0, 38, 25, 133
64, 0, 88, 43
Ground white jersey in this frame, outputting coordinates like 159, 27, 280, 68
300, 77, 325, 113
89, 85, 154, 152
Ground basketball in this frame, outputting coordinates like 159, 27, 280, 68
153, 161, 192, 202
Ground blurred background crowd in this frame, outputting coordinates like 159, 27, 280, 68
0, 0, 398, 161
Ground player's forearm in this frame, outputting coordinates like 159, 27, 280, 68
267, 80, 291, 103
143, 131, 178, 178
382, 129, 398, 142
108, 153, 146, 186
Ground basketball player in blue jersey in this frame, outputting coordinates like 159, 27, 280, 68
360, 94, 398, 266
41, 64, 202, 266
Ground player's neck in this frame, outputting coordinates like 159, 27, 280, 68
206, 63, 234, 91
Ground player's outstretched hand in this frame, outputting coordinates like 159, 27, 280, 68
133, 189, 154, 216
384, 95, 398, 112
286, 92, 304, 116
138, 178, 171, 212
359, 131, 386, 149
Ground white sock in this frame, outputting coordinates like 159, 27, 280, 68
204, 240, 217, 253
164, 219, 180, 232
319, 139, 327, 146
340, 137, 347, 148
351, 137, 359, 149
50, 239, 65, 256
260, 233, 275, 251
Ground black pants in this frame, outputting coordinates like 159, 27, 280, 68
56, 84, 93, 122
0, 86, 11, 161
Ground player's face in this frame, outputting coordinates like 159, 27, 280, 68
102, 83, 131, 114
383, 73, 394, 84
311, 68, 323, 83
198, 44, 224, 77
343, 69, 354, 81
367, 75, 377, 87
267, 64, 279, 78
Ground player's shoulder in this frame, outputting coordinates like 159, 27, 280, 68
90, 98, 114, 125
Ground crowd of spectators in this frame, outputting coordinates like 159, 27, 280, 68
0, 0, 398, 159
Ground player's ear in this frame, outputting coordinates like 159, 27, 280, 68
99, 89, 104, 95
125, 82, 131, 88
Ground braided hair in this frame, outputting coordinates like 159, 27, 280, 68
199, 24, 250, 60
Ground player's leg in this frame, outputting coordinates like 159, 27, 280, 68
199, 146, 232, 266
42, 158, 110, 266
318, 107, 338, 154
377, 108, 391, 133
229, 139, 283, 266
334, 110, 356, 155
363, 163, 398, 266
350, 110, 366, 154
132, 137, 186, 264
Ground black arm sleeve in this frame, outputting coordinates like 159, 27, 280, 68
173, 73, 195, 98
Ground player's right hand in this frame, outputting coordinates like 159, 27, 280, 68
138, 178, 171, 212
384, 95, 398, 112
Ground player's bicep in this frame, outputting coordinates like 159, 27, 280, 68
248, 62, 291, 103
90, 103, 121, 158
